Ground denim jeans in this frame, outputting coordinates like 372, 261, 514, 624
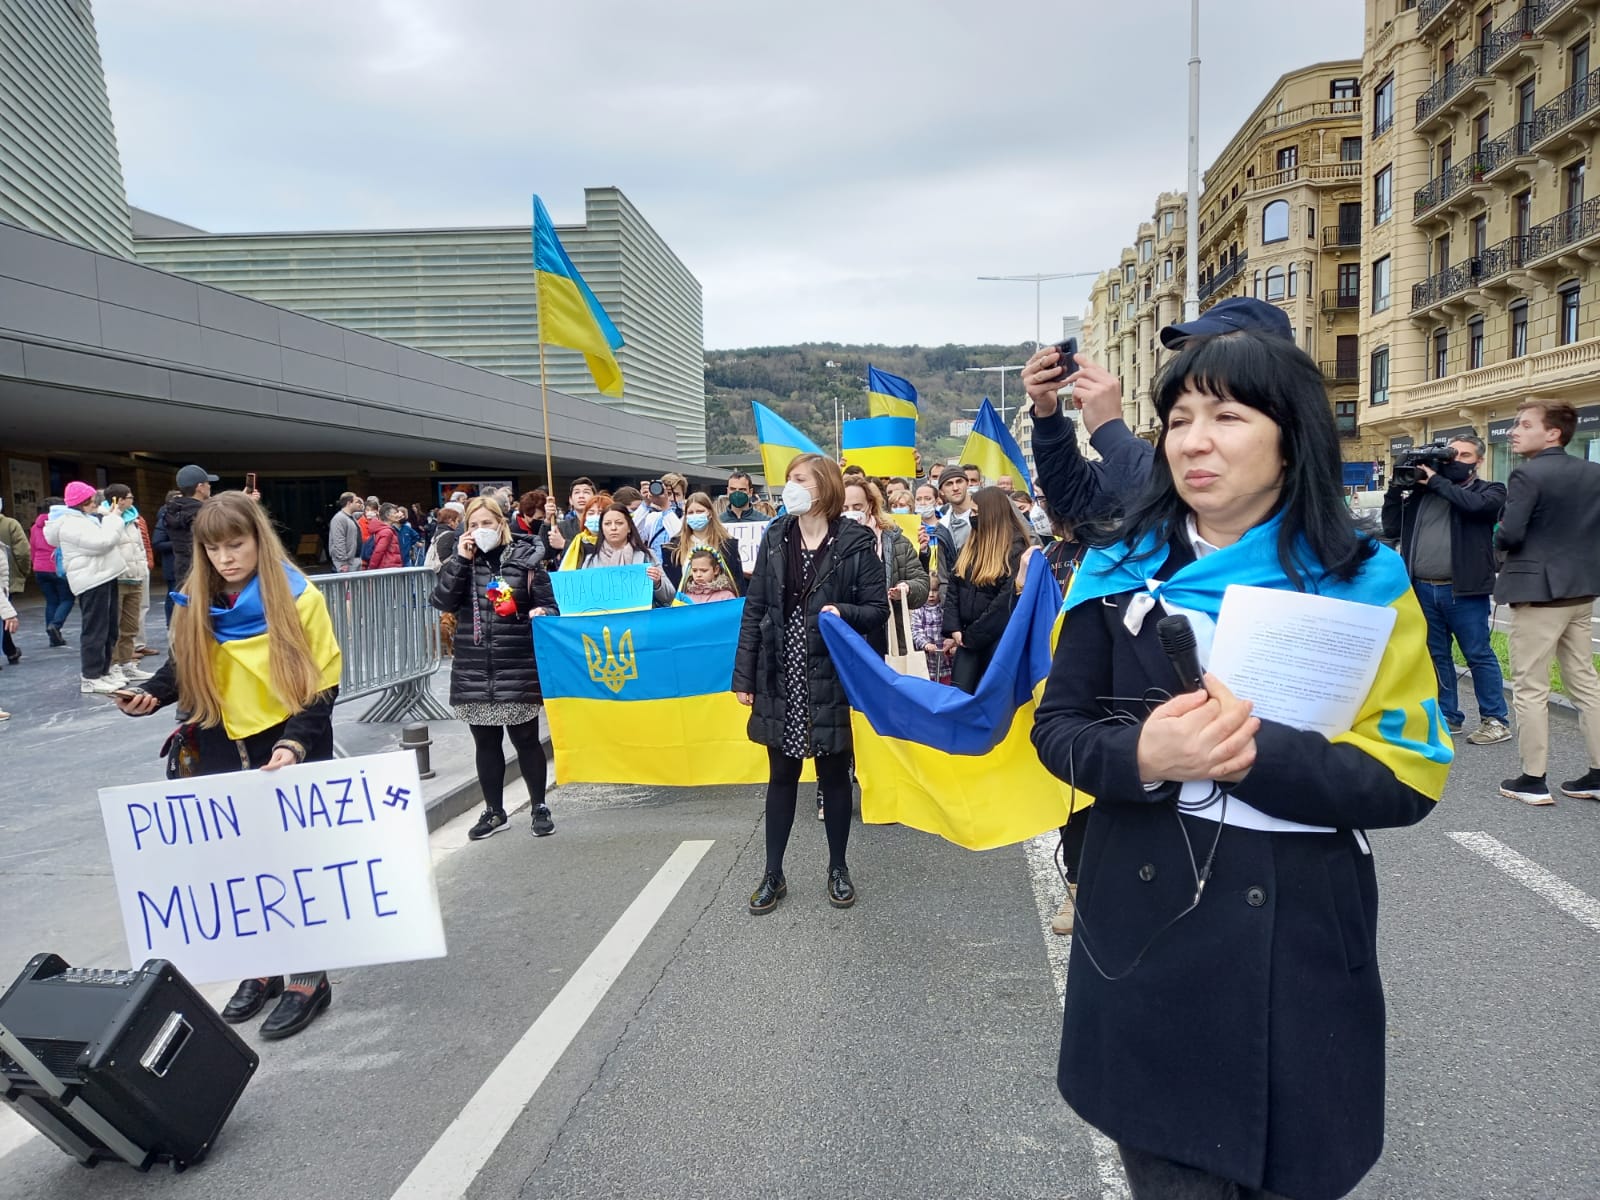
36, 570, 75, 630
1414, 581, 1508, 725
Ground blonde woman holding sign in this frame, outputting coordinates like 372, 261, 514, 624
113, 492, 342, 1041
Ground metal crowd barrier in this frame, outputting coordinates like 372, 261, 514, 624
306, 566, 452, 723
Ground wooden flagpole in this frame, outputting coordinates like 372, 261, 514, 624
538, 338, 555, 498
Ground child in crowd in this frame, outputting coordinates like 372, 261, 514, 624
682, 548, 738, 603
911, 574, 952, 684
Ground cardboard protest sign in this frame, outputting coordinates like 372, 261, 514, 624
98, 752, 445, 983
727, 521, 770, 574
550, 562, 653, 614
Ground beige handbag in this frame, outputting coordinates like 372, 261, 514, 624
884, 593, 929, 680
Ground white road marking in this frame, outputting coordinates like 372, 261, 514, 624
1447, 831, 1600, 934
1023, 832, 1130, 1200
389, 838, 714, 1200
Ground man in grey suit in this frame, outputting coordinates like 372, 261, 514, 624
1494, 400, 1600, 805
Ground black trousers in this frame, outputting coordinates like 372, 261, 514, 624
766, 747, 852, 874
1119, 1144, 1294, 1200
469, 720, 548, 813
78, 579, 119, 679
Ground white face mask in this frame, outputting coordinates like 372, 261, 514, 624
781, 480, 813, 516
472, 527, 502, 552
841, 509, 865, 523
916, 505, 937, 520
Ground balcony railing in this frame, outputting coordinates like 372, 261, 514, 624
1374, 108, 1394, 138
1411, 262, 1475, 312
1252, 99, 1362, 142
1393, 334, 1600, 414
1530, 66, 1600, 147
1321, 361, 1361, 383
1197, 252, 1247, 302
1417, 0, 1461, 34
1528, 195, 1600, 261
1324, 225, 1362, 248
1535, 0, 1584, 31
1416, 45, 1490, 125
1476, 233, 1535, 282
1482, 122, 1539, 179
1413, 151, 1496, 219
1485, 5, 1545, 72
1321, 289, 1361, 311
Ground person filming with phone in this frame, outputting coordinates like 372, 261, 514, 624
1031, 329, 1450, 1200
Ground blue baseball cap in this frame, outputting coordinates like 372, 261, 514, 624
1159, 297, 1295, 349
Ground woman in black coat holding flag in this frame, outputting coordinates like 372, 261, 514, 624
733, 453, 888, 915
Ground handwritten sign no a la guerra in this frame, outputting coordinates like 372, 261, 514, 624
549, 561, 653, 614
97, 752, 445, 984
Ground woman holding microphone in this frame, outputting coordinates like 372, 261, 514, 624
733, 453, 888, 914
1029, 330, 1449, 1200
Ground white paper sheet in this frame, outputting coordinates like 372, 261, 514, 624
1207, 584, 1396, 739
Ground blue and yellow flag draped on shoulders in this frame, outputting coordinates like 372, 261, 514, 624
532, 195, 625, 397
820, 564, 1087, 851
866, 366, 919, 420
960, 398, 1033, 496
752, 401, 823, 487
534, 601, 809, 786
1067, 514, 1453, 800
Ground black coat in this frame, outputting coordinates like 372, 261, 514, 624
943, 535, 1027, 692
1030, 542, 1434, 1200
141, 657, 337, 774
1494, 446, 1600, 604
660, 536, 747, 594
1380, 473, 1504, 596
430, 534, 557, 706
161, 495, 203, 586
731, 516, 889, 757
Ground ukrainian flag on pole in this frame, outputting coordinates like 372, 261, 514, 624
841, 416, 916, 478
532, 195, 625, 397
819, 563, 1087, 850
866, 366, 919, 420
960, 398, 1033, 496
753, 401, 823, 487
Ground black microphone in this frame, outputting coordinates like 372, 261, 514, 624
1156, 615, 1207, 695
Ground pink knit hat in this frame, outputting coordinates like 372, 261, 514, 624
64, 481, 97, 508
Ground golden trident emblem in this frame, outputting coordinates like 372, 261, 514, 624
582, 626, 638, 694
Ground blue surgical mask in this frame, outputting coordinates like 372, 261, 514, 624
686, 513, 710, 531
891, 506, 911, 514
584, 515, 600, 534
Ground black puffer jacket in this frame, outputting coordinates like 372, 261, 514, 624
732, 516, 889, 757
161, 495, 203, 586
430, 534, 557, 705
943, 534, 1028, 692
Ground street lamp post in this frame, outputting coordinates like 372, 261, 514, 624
962, 365, 1027, 426
977, 271, 1101, 349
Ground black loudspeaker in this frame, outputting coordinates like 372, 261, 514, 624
0, 954, 258, 1171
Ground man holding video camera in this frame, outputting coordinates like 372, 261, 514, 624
1381, 434, 1510, 745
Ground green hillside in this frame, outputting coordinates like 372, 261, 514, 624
703, 342, 1035, 464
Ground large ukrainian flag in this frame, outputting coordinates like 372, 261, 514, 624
534, 601, 787, 786
532, 195, 625, 397
866, 366, 919, 420
753, 401, 823, 487
960, 398, 1033, 495
841, 416, 916, 478
819, 563, 1087, 850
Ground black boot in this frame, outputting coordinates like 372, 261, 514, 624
221, 976, 283, 1023
260, 975, 332, 1040
827, 866, 856, 909
748, 871, 787, 914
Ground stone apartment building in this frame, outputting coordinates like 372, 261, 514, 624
1360, 0, 1600, 478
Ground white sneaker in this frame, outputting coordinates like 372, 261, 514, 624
118, 662, 153, 681
105, 664, 127, 684
81, 675, 121, 694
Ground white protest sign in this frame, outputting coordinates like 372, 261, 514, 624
728, 521, 770, 574
97, 752, 445, 983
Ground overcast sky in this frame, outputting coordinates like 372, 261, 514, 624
97, 0, 1363, 350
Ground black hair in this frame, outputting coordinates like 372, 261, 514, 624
1096, 331, 1376, 587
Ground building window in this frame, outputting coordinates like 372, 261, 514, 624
1163, 258, 1174, 280
1163, 211, 1176, 235
1266, 267, 1287, 300
1276, 146, 1299, 173
1110, 282, 1120, 302
1124, 264, 1135, 284
1306, 206, 1317, 237
1125, 300, 1135, 321
1141, 238, 1153, 262
1374, 75, 1394, 136
1370, 346, 1389, 405
1437, 136, 1453, 179
1331, 77, 1360, 109
1143, 280, 1152, 301
1374, 165, 1393, 224
1472, 213, 1488, 258
1338, 261, 1360, 301
1560, 281, 1582, 344
1341, 137, 1362, 161
1263, 199, 1290, 243
1510, 300, 1529, 357
1372, 256, 1391, 313
1469, 317, 1484, 369
1433, 328, 1449, 379
1288, 263, 1299, 298
1254, 270, 1263, 298
1514, 189, 1533, 238
1111, 317, 1119, 334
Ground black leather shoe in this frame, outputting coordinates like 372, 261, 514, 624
221, 976, 283, 1024
748, 871, 787, 914
260, 976, 332, 1040
827, 866, 856, 909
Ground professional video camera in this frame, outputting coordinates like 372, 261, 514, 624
1391, 441, 1458, 488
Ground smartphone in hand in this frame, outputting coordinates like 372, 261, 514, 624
1050, 337, 1078, 382
245, 472, 257, 493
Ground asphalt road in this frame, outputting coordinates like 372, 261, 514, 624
2, 613, 1599, 1198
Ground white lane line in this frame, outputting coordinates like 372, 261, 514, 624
1447, 831, 1600, 934
390, 838, 714, 1200
1023, 832, 1130, 1200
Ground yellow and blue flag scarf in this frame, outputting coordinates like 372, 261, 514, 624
1068, 515, 1453, 800
532, 600, 810, 786
174, 567, 342, 741
819, 564, 1087, 851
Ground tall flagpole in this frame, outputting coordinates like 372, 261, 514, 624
537, 338, 555, 496
1184, 0, 1201, 322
